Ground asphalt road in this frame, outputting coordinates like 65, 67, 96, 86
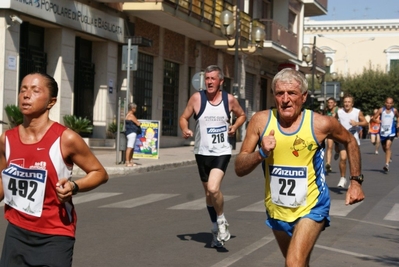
0, 141, 398, 266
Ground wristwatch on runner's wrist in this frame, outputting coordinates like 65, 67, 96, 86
71, 181, 79, 195
349, 174, 364, 185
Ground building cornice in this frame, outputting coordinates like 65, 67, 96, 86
304, 18, 399, 31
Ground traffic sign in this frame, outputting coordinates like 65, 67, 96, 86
191, 72, 205, 91
121, 45, 138, 71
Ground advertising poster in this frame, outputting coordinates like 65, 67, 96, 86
134, 120, 160, 159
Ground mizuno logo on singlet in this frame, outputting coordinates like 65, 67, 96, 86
2, 164, 46, 182
270, 166, 307, 178
207, 126, 227, 134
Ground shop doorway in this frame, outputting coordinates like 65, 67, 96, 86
74, 37, 95, 126
19, 23, 47, 86
162, 61, 179, 136
260, 78, 268, 110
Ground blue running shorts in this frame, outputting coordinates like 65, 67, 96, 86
265, 211, 330, 237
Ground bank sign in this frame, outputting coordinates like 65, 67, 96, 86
3, 0, 124, 43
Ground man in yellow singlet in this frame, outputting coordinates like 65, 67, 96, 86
235, 68, 365, 266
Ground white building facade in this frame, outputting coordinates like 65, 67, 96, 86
304, 19, 399, 77
0, 0, 124, 140
1, 0, 329, 148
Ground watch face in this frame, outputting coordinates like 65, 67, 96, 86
351, 175, 363, 182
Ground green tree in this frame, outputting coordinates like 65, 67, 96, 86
338, 65, 399, 116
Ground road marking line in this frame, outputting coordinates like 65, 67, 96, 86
315, 244, 399, 265
72, 193, 122, 204
330, 199, 362, 216
384, 203, 399, 221
237, 200, 264, 212
209, 234, 398, 267
0, 193, 123, 207
99, 193, 179, 208
168, 195, 239, 210
210, 235, 275, 267
329, 216, 399, 230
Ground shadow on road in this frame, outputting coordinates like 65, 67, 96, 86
329, 187, 347, 195
176, 232, 233, 252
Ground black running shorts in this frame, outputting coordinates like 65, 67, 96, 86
194, 154, 231, 182
0, 223, 75, 267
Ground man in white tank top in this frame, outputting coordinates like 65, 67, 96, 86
336, 95, 368, 187
373, 97, 399, 173
179, 65, 246, 248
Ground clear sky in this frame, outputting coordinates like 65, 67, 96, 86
312, 0, 399, 21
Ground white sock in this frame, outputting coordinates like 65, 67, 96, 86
217, 214, 225, 222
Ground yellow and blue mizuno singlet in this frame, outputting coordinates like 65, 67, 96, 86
261, 109, 330, 223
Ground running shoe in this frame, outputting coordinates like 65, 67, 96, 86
383, 164, 389, 173
337, 177, 347, 188
325, 164, 332, 173
334, 152, 339, 160
211, 230, 223, 248
217, 219, 231, 242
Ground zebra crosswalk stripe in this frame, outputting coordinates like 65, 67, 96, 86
1, 192, 398, 222
237, 200, 264, 212
168, 195, 238, 210
329, 199, 362, 217
384, 203, 399, 221
99, 193, 179, 208
73, 192, 122, 205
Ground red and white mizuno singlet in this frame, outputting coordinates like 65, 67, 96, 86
1, 122, 76, 237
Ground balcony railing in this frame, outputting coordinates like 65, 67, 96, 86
164, 0, 233, 27
257, 19, 298, 55
239, 10, 251, 42
136, 0, 297, 55
163, 0, 251, 42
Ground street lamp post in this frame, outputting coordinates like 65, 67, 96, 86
219, 7, 265, 146
322, 57, 334, 105
220, 8, 265, 98
302, 36, 334, 108
220, 9, 240, 97
301, 36, 318, 105
322, 70, 338, 111
301, 36, 317, 105
220, 8, 240, 148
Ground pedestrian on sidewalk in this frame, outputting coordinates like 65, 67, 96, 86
0, 72, 109, 267
336, 94, 368, 188
125, 102, 141, 167
179, 65, 246, 248
235, 68, 365, 266
373, 97, 399, 173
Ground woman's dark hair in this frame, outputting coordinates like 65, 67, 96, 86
26, 72, 59, 98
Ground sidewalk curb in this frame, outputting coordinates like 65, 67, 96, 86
72, 154, 239, 177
